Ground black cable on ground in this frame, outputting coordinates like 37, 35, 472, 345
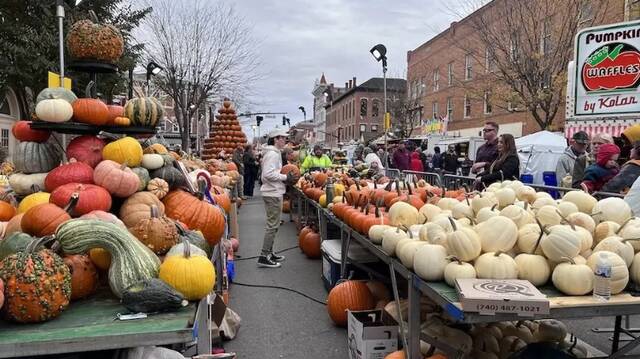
231, 281, 326, 305
234, 245, 299, 261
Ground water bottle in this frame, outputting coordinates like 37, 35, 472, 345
325, 180, 335, 204
593, 251, 612, 301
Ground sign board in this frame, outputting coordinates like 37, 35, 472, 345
456, 278, 549, 317
573, 20, 640, 117
48, 71, 72, 90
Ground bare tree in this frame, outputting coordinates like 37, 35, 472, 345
143, 0, 260, 151
445, 0, 610, 130
388, 92, 424, 139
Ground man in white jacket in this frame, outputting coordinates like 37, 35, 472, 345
258, 128, 298, 268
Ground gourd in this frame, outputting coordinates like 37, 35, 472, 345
388, 201, 420, 227
21, 194, 78, 237
166, 240, 207, 258
381, 227, 408, 256
587, 251, 629, 294
14, 141, 62, 174
12, 121, 51, 143
121, 278, 188, 313
476, 216, 517, 253
592, 197, 632, 225
18, 190, 50, 214
107, 104, 124, 123
36, 87, 77, 104
552, 257, 594, 295
147, 178, 169, 199
4, 214, 24, 236
397, 240, 427, 269
474, 252, 518, 279
44, 159, 94, 192
593, 236, 634, 267
326, 280, 374, 326
93, 160, 140, 197
0, 237, 71, 323
540, 225, 582, 262
124, 97, 164, 127
0, 232, 36, 261
413, 244, 449, 281
144, 143, 169, 154
141, 154, 164, 170
102, 137, 143, 167
50, 183, 112, 216
66, 135, 106, 168
444, 257, 476, 287
55, 219, 161, 298
129, 205, 179, 255
35, 97, 73, 123
112, 116, 130, 126
9, 173, 48, 195
131, 167, 150, 191
562, 191, 597, 213
63, 254, 98, 300
120, 191, 165, 227
150, 165, 186, 189
446, 217, 481, 262
159, 238, 216, 300
369, 224, 393, 244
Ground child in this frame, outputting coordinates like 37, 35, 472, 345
581, 143, 621, 193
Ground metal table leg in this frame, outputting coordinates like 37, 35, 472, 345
408, 275, 421, 359
612, 315, 622, 353
340, 231, 352, 280
389, 262, 409, 358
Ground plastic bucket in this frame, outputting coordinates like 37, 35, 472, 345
520, 174, 534, 184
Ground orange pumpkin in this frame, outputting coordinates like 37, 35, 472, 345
88, 248, 111, 271
107, 105, 124, 123
63, 254, 98, 300
21, 194, 77, 237
280, 164, 300, 177
298, 225, 314, 250
313, 172, 328, 187
225, 162, 238, 171
301, 231, 321, 258
282, 199, 291, 213
72, 98, 110, 126
326, 280, 375, 326
210, 186, 231, 214
112, 116, 131, 126
0, 200, 16, 221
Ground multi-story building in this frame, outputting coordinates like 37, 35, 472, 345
406, 0, 627, 138
311, 73, 330, 144
324, 77, 406, 148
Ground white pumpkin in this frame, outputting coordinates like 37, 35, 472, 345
593, 236, 634, 267
506, 180, 524, 191
472, 193, 498, 215
413, 244, 448, 281
557, 201, 579, 217
388, 201, 420, 227
566, 212, 596, 235
536, 205, 562, 227
418, 222, 448, 247
418, 203, 442, 222
141, 154, 165, 170
532, 197, 557, 210
562, 190, 597, 214
35, 97, 73, 123
552, 257, 594, 295
517, 223, 545, 254
447, 219, 482, 262
474, 252, 519, 279
444, 258, 476, 287
540, 225, 582, 262
432, 214, 457, 232
476, 205, 499, 223
594, 221, 621, 244
629, 252, 640, 285
368, 224, 393, 244
381, 227, 408, 256
452, 202, 474, 220
574, 226, 594, 253
476, 216, 518, 253
398, 241, 426, 269
618, 219, 640, 252
514, 253, 550, 286
501, 321, 535, 343
8, 172, 48, 195
587, 251, 629, 294
500, 205, 534, 228
592, 197, 632, 225
436, 197, 460, 211
495, 187, 516, 209
499, 336, 527, 359
408, 224, 423, 238
516, 185, 537, 204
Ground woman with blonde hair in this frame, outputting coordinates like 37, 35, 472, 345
572, 133, 614, 188
476, 134, 520, 187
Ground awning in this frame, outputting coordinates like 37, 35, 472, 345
564, 119, 638, 139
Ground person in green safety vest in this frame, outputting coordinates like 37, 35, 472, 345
301, 144, 332, 173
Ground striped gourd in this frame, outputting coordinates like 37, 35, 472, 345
55, 219, 161, 298
124, 97, 163, 127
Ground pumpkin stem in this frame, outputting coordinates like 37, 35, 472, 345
406, 181, 413, 195
447, 216, 458, 231
616, 217, 634, 235
556, 209, 575, 231
196, 178, 208, 201
494, 251, 503, 257
491, 203, 498, 211
85, 81, 96, 99
622, 237, 640, 243
150, 205, 159, 218
533, 230, 544, 254
446, 255, 463, 265
535, 217, 549, 235
64, 193, 80, 215
559, 256, 575, 265
465, 215, 477, 225
30, 184, 42, 193
182, 237, 191, 258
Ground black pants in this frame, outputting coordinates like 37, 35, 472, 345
244, 170, 256, 196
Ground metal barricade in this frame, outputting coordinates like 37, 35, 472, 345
384, 168, 402, 180
528, 183, 578, 199
592, 191, 625, 199
442, 174, 476, 190
402, 170, 442, 187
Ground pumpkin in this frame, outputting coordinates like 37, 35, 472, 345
210, 186, 231, 214
141, 154, 165, 170
446, 217, 482, 262
93, 160, 140, 197
587, 251, 629, 294
476, 205, 499, 223
444, 257, 477, 286
166, 240, 207, 258
72, 98, 110, 125
102, 137, 143, 167
129, 205, 179, 255
419, 222, 449, 247
55, 219, 161, 298
131, 167, 151, 191
107, 104, 124, 123
592, 197, 632, 225
535, 319, 567, 343
50, 183, 112, 216
36, 87, 77, 104
552, 256, 594, 295
9, 173, 48, 195
0, 278, 3, 310
147, 178, 169, 199
558, 201, 579, 217
566, 212, 596, 235
541, 225, 582, 262
175, 223, 212, 257
159, 238, 215, 300
162, 181, 226, 245
388, 201, 420, 227
476, 216, 517, 253
4, 214, 24, 236
280, 164, 300, 177
593, 236, 634, 267
121, 278, 188, 313
18, 191, 50, 214
0, 237, 71, 323
517, 223, 545, 254
301, 231, 321, 258
144, 143, 169, 154
0, 201, 15, 221
66, 135, 106, 168
398, 240, 427, 269
14, 141, 62, 174
326, 280, 374, 326
112, 116, 130, 126
44, 159, 94, 192
124, 97, 164, 127
536, 205, 562, 227
0, 232, 36, 261
562, 191, 597, 213
63, 254, 98, 300
21, 194, 77, 237
514, 253, 550, 286
120, 191, 165, 227
298, 226, 314, 249
88, 248, 111, 271
150, 165, 186, 189
495, 188, 516, 208
66, 19, 124, 63
35, 97, 73, 123
381, 227, 408, 256
413, 244, 448, 281
474, 252, 519, 279
12, 121, 51, 142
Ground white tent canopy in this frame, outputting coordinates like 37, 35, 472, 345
515, 131, 567, 185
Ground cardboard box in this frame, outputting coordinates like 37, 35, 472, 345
347, 309, 398, 359
456, 278, 549, 317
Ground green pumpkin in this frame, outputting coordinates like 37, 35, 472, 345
36, 87, 78, 105
124, 97, 163, 127
0, 232, 37, 261
150, 165, 185, 189
14, 142, 62, 174
131, 167, 150, 191
121, 278, 188, 313
176, 223, 212, 257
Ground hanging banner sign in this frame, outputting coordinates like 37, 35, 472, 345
573, 20, 640, 117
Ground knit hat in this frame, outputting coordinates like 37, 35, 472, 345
596, 143, 620, 166
623, 124, 640, 143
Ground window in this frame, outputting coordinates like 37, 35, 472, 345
446, 97, 453, 120
465, 55, 473, 80
414, 80, 420, 98
484, 91, 492, 114
360, 124, 366, 133
432, 102, 438, 119
371, 124, 378, 132
0, 129, 8, 149
433, 69, 439, 91
464, 96, 471, 118
485, 47, 495, 72
360, 98, 368, 117
372, 100, 380, 117
172, 121, 179, 133
447, 62, 454, 86
420, 77, 426, 95
0, 98, 9, 115
541, 17, 552, 55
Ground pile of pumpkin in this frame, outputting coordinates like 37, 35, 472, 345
0, 128, 231, 323
298, 224, 321, 259
201, 99, 248, 160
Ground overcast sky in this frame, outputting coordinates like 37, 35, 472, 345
233, 0, 467, 135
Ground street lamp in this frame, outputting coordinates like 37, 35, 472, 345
370, 43, 389, 155
298, 106, 306, 121
146, 61, 164, 94
56, 0, 86, 87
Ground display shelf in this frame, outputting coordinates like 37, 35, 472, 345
30, 121, 157, 136
68, 60, 119, 74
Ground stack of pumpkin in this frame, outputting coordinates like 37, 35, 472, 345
201, 99, 248, 160
199, 159, 241, 190
297, 224, 321, 259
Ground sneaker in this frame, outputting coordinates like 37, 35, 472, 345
257, 255, 281, 268
270, 253, 286, 262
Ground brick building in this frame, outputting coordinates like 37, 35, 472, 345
406, 0, 628, 138
325, 77, 406, 148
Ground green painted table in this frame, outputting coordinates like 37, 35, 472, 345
0, 290, 202, 358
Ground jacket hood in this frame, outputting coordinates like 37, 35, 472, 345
596, 143, 620, 166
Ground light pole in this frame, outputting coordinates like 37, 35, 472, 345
370, 44, 388, 154
56, 0, 85, 87
146, 61, 163, 95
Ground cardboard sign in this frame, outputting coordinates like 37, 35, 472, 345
573, 20, 640, 117
456, 278, 549, 317
347, 310, 398, 359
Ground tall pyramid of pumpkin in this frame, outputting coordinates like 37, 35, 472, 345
201, 98, 247, 160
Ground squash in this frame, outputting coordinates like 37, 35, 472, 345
495, 188, 516, 208
9, 173, 48, 195
131, 167, 150, 192
159, 238, 215, 300
88, 248, 111, 271
536, 205, 562, 227
446, 217, 481, 262
150, 165, 186, 189
120, 191, 165, 228
147, 178, 169, 199
112, 116, 130, 126
476, 205, 499, 223
540, 225, 582, 262
0, 232, 36, 261
55, 219, 161, 298
557, 201, 579, 217
476, 216, 517, 253
21, 194, 78, 237
413, 244, 448, 281
81, 210, 125, 227
471, 193, 498, 215
141, 154, 165, 170
50, 183, 112, 217
144, 143, 169, 154
36, 87, 77, 105
14, 141, 62, 174
166, 240, 207, 258
18, 191, 50, 214
499, 204, 533, 228
517, 223, 545, 254
515, 253, 550, 286
587, 251, 629, 294
107, 104, 124, 123
418, 203, 442, 222
129, 205, 179, 255
121, 278, 188, 313
35, 97, 73, 123
4, 214, 24, 236
474, 251, 519, 279
102, 137, 143, 167
93, 160, 140, 197
0, 201, 16, 222
552, 257, 594, 295
66, 135, 106, 168
12, 121, 51, 143
326, 280, 374, 326
44, 159, 94, 192
63, 254, 98, 300
562, 191, 597, 213
444, 257, 476, 286
388, 201, 420, 227
124, 97, 164, 127
592, 197, 632, 225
